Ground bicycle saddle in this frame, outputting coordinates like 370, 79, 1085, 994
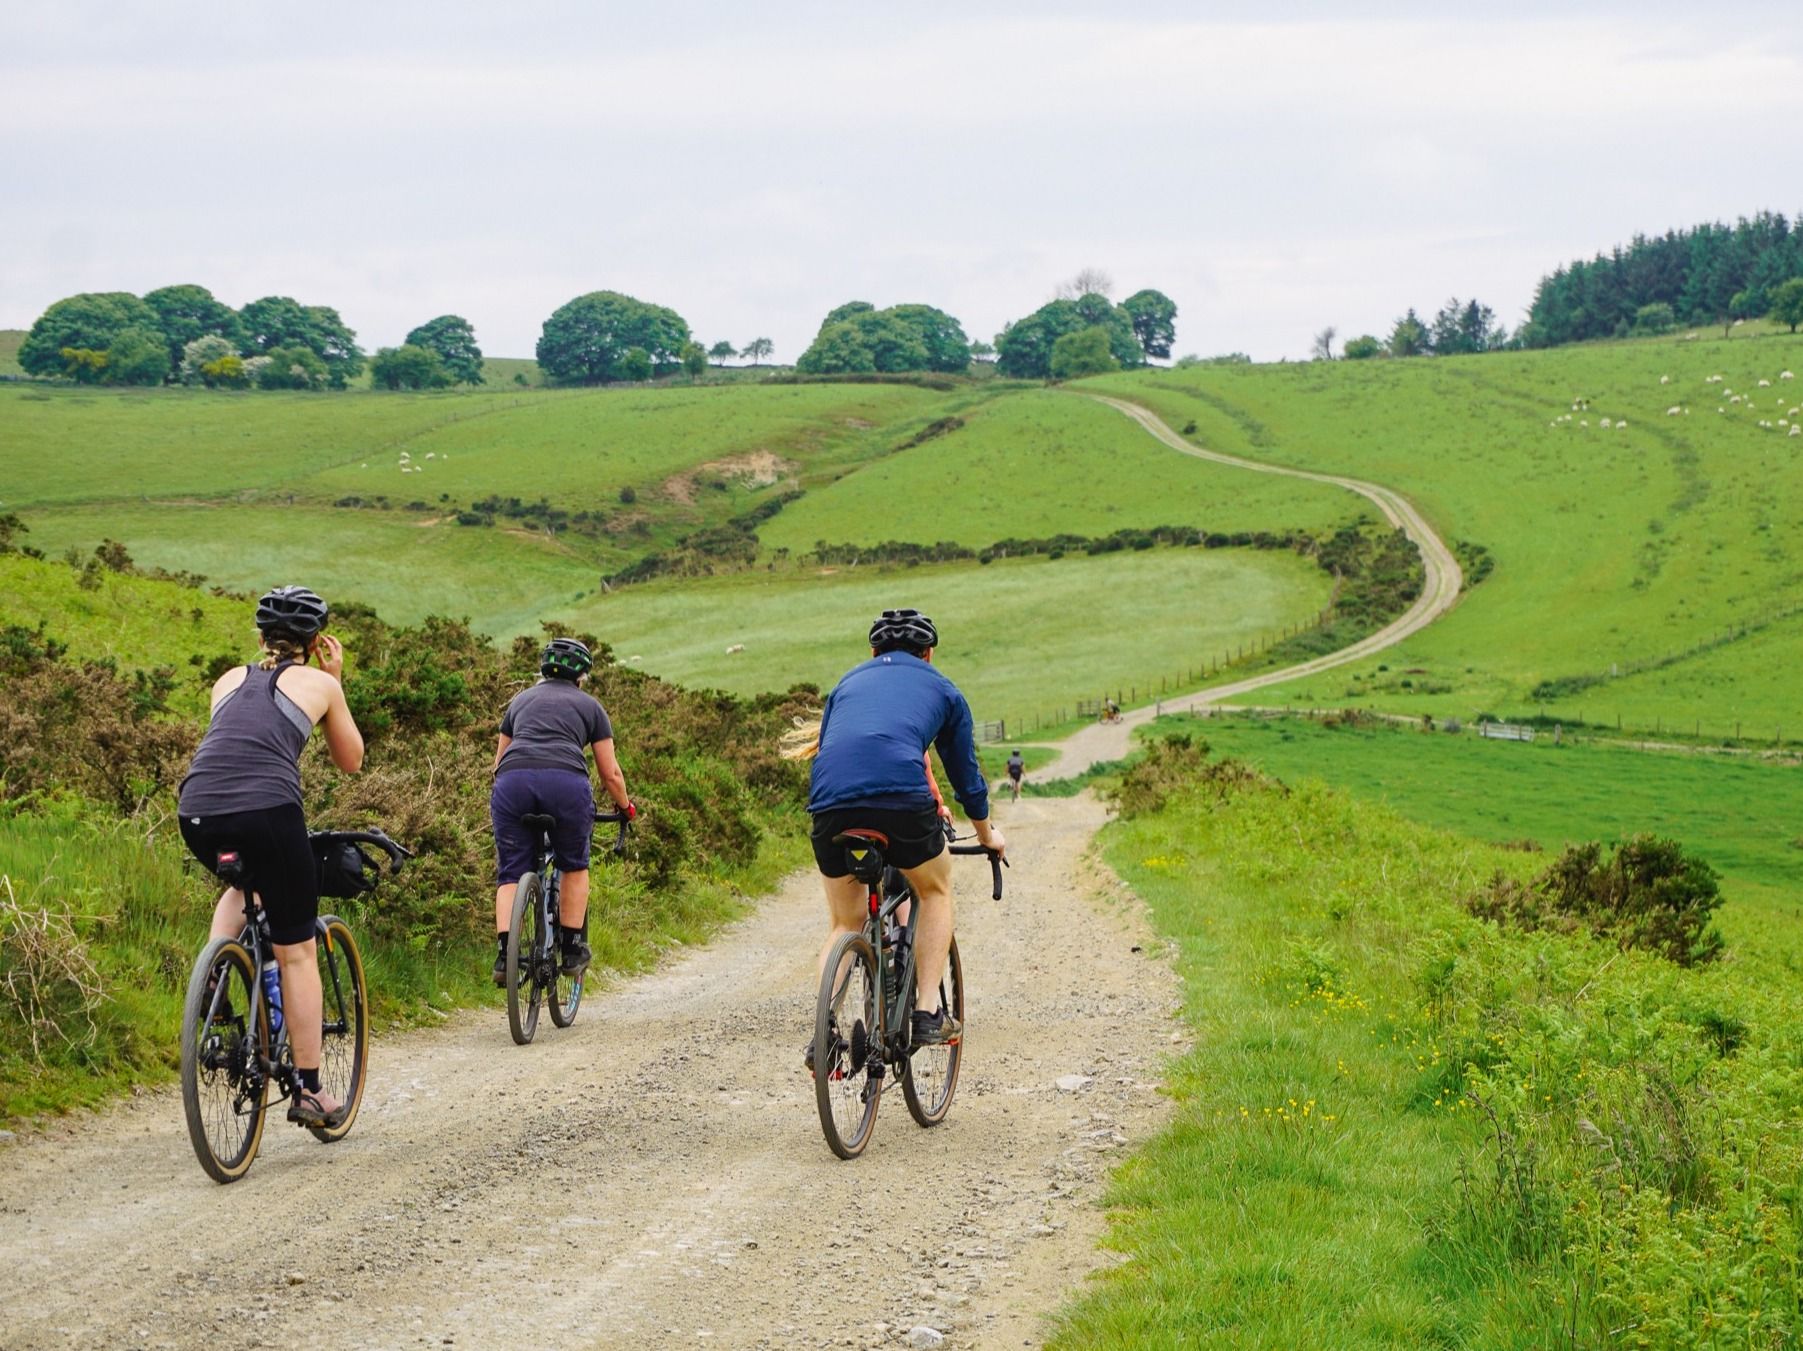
832, 830, 889, 884
520, 813, 558, 832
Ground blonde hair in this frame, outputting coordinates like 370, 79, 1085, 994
779, 714, 822, 761
257, 633, 311, 670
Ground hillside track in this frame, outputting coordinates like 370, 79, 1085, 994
1039, 395, 1465, 777
0, 794, 1178, 1350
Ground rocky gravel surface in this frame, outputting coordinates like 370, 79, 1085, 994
0, 792, 1180, 1349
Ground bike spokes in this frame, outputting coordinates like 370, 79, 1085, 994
815, 934, 881, 1159
902, 934, 964, 1128
180, 939, 269, 1184
308, 917, 368, 1143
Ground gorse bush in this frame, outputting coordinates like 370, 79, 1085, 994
1467, 834, 1725, 966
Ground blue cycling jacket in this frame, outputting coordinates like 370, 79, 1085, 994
807, 652, 990, 821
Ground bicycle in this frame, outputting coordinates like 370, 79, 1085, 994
505, 808, 632, 1045
811, 827, 1004, 1159
179, 828, 412, 1184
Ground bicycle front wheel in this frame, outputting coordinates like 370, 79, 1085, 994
308, 916, 368, 1143
902, 933, 964, 1127
814, 932, 882, 1160
506, 873, 545, 1045
179, 937, 269, 1184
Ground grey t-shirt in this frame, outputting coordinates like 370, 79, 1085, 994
496, 679, 613, 776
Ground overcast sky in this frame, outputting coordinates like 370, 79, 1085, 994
5, 2, 1800, 363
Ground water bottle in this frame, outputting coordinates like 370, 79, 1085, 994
261, 959, 284, 1035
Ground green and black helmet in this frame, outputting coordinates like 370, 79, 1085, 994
540, 637, 593, 681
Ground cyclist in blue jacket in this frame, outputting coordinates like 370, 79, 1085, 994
804, 609, 1004, 1063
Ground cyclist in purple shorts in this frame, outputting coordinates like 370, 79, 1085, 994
490, 638, 635, 985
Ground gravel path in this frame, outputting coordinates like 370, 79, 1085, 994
1039, 394, 1465, 778
0, 792, 1179, 1350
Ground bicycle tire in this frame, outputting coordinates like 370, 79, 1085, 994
547, 956, 583, 1028
506, 873, 544, 1045
814, 932, 882, 1160
179, 937, 269, 1184
308, 916, 368, 1143
902, 933, 964, 1127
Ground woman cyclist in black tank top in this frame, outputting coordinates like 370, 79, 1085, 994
176, 585, 365, 1128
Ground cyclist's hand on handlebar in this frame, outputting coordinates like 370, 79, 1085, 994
974, 823, 1006, 861
621, 800, 637, 822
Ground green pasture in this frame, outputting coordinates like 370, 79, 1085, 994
478, 355, 542, 386
1166, 713, 1803, 943
554, 547, 1333, 723
0, 330, 23, 377
0, 553, 246, 714
1086, 332, 1803, 731
759, 388, 1350, 553
15, 502, 604, 636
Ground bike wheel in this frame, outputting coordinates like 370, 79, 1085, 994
814, 932, 882, 1160
308, 916, 368, 1143
506, 873, 545, 1045
902, 933, 964, 1127
179, 937, 269, 1184
547, 946, 583, 1029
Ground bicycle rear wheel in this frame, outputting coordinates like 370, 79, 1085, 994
179, 938, 269, 1184
814, 932, 882, 1160
902, 934, 964, 1127
308, 916, 368, 1143
506, 873, 545, 1045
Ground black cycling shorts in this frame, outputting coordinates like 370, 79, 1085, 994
179, 802, 319, 946
811, 805, 946, 876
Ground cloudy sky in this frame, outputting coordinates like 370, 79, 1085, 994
5, 2, 1800, 363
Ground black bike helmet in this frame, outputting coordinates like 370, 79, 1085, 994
255, 585, 329, 639
541, 637, 593, 681
868, 608, 938, 654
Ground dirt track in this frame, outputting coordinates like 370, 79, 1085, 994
0, 793, 1180, 1350
1039, 395, 1464, 777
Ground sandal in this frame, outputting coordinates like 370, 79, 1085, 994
287, 1088, 346, 1128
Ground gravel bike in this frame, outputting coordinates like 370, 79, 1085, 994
179, 828, 411, 1184
506, 808, 632, 1045
811, 827, 1004, 1159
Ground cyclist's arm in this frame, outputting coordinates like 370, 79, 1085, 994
932, 692, 1003, 856
592, 738, 631, 811
312, 656, 363, 772
493, 733, 512, 773
923, 751, 951, 821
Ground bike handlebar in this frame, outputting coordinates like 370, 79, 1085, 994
593, 809, 633, 856
949, 843, 1007, 900
308, 827, 415, 873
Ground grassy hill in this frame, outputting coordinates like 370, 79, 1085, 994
0, 329, 23, 377
1086, 331, 1803, 734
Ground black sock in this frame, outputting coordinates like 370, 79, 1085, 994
560, 924, 584, 945
495, 932, 508, 951
298, 1067, 321, 1093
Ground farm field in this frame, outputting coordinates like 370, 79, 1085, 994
1170, 713, 1803, 942
759, 387, 1352, 553
1085, 332, 1803, 733
0, 329, 23, 376
552, 546, 1334, 722
18, 502, 604, 635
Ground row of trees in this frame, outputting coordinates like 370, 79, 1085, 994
1319, 296, 1511, 362
1523, 211, 1803, 346
18, 286, 489, 390
994, 277, 1177, 379
795, 302, 970, 375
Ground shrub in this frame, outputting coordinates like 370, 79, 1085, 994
1467, 834, 1725, 966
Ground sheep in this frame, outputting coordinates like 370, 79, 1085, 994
725, 643, 746, 655
1617, 421, 1628, 430
1706, 374, 1724, 383
1666, 405, 1683, 416
1792, 425, 1801, 437
1660, 374, 1670, 385
1759, 379, 1772, 387
1782, 370, 1795, 380
1600, 417, 1613, 428
425, 452, 435, 459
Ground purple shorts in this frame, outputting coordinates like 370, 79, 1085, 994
491, 768, 595, 884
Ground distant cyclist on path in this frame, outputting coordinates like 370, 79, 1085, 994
800, 609, 1005, 1062
490, 638, 635, 986
177, 585, 365, 1128
1006, 748, 1025, 802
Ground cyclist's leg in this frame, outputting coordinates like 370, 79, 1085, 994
491, 773, 535, 968
275, 937, 333, 1097
558, 869, 589, 927
249, 807, 342, 1117
208, 887, 247, 940
817, 874, 866, 977
898, 850, 954, 1008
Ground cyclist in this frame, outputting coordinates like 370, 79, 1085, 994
177, 585, 365, 1129
804, 608, 1004, 1063
1101, 697, 1121, 724
1005, 748, 1025, 802
490, 638, 635, 986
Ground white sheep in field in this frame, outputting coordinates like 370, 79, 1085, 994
1782, 370, 1795, 380
1706, 374, 1724, 383
1759, 379, 1772, 387
425, 452, 435, 459
1617, 421, 1628, 430
1600, 417, 1613, 428
1792, 425, 1801, 437
725, 643, 745, 655
1666, 405, 1683, 416
1660, 374, 1670, 385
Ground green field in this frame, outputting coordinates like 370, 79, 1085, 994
553, 547, 1334, 722
1086, 333, 1803, 731
1167, 713, 1803, 941
759, 387, 1350, 553
16, 503, 604, 635
0, 329, 23, 377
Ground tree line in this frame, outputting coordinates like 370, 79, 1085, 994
1522, 210, 1803, 346
17, 285, 487, 390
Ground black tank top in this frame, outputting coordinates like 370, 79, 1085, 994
177, 665, 315, 816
